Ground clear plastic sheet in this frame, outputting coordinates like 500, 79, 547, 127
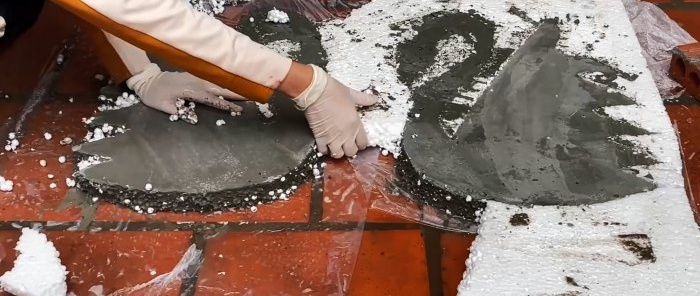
623, 0, 696, 99
107, 244, 203, 296
348, 150, 478, 233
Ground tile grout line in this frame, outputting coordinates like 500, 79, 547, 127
180, 231, 207, 296
4, 220, 424, 232
422, 226, 445, 296
309, 167, 325, 223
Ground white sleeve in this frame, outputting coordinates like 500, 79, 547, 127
102, 31, 152, 75
81, 0, 292, 89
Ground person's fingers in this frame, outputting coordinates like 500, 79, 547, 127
355, 126, 369, 151
156, 102, 178, 115
350, 90, 379, 107
342, 140, 359, 157
185, 92, 244, 112
328, 141, 344, 159
316, 139, 329, 155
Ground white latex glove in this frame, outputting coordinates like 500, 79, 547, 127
127, 63, 246, 124
294, 65, 378, 158
0, 16, 5, 38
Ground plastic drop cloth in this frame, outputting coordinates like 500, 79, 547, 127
623, 0, 696, 99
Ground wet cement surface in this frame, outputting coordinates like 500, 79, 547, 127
74, 10, 322, 213
398, 13, 657, 212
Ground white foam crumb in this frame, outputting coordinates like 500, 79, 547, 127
47, 174, 54, 179
0, 228, 68, 296
249, 17, 254, 22
43, 133, 52, 141
147, 207, 154, 214
265, 8, 290, 23
58, 156, 66, 164
65, 178, 75, 188
0, 176, 14, 192
250, 206, 258, 213
94, 74, 105, 81
55, 54, 64, 65
87, 285, 103, 296
97, 92, 140, 111
169, 114, 179, 122
39, 160, 47, 167
266, 39, 301, 58
230, 111, 241, 117
256, 103, 274, 118
59, 137, 72, 145
145, 183, 153, 191
68, 97, 74, 103
76, 156, 102, 171
5, 134, 19, 152
82, 117, 95, 125
49, 183, 56, 189
215, 119, 226, 126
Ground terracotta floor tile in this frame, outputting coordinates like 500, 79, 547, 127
666, 104, 700, 222
94, 182, 313, 223
348, 230, 429, 296
441, 233, 476, 296
323, 152, 420, 223
0, 95, 99, 221
197, 230, 362, 295
0, 230, 191, 295
0, 2, 78, 97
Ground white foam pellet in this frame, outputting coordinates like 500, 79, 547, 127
216, 119, 226, 126
265, 8, 290, 24
43, 133, 52, 140
147, 207, 155, 214
49, 183, 57, 189
58, 156, 66, 163
65, 178, 75, 188
145, 183, 153, 191
0, 176, 13, 192
39, 160, 47, 167
250, 206, 258, 212
47, 174, 54, 179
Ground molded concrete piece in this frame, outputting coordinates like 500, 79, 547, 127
73, 10, 322, 212
398, 14, 656, 210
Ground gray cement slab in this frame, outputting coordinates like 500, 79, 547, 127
399, 14, 656, 214
73, 10, 323, 213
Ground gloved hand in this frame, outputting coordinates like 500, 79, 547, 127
294, 65, 378, 158
127, 63, 246, 124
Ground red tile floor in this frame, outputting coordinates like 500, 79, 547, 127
0, 1, 699, 295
